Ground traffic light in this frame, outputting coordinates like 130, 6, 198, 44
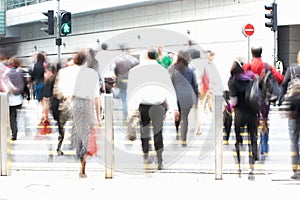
265, 2, 277, 31
41, 10, 54, 35
60, 11, 71, 36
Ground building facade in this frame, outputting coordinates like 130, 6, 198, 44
0, 0, 300, 87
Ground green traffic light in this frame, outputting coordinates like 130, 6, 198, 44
60, 11, 71, 36
61, 23, 71, 34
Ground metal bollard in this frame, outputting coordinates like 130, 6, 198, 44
214, 94, 223, 180
0, 93, 11, 176
104, 93, 114, 179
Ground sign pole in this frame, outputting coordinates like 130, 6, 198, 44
248, 36, 250, 62
242, 23, 255, 63
56, 0, 61, 65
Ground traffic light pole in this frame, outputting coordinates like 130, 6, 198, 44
56, 0, 61, 65
273, 30, 277, 66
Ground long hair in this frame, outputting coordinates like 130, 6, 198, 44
36, 52, 45, 64
174, 50, 189, 72
73, 50, 87, 65
230, 59, 244, 77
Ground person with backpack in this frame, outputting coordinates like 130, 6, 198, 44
279, 50, 300, 179
6, 57, 25, 140
228, 57, 259, 180
242, 46, 284, 156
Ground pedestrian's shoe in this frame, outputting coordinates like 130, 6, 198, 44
291, 173, 300, 180
79, 172, 87, 178
57, 149, 64, 156
143, 153, 153, 164
223, 140, 229, 145
238, 169, 242, 177
11, 135, 17, 141
176, 132, 180, 140
181, 140, 187, 147
248, 169, 255, 180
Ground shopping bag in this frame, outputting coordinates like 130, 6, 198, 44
87, 128, 98, 156
38, 120, 52, 135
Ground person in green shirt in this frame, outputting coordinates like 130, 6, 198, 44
156, 46, 173, 69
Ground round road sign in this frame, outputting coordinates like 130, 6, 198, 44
242, 23, 255, 37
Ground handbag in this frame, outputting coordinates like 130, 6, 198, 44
58, 97, 72, 124
87, 127, 98, 156
127, 115, 138, 141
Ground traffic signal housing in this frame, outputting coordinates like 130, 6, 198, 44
265, 2, 277, 31
60, 11, 71, 36
41, 10, 54, 35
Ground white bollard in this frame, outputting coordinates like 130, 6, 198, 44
0, 93, 11, 176
214, 94, 223, 180
104, 93, 114, 179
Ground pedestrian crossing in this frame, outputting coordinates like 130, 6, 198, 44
8, 100, 293, 175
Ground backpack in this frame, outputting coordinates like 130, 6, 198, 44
245, 76, 263, 113
262, 63, 282, 102
285, 66, 300, 106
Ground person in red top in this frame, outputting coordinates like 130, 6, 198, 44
243, 46, 284, 84
242, 46, 284, 156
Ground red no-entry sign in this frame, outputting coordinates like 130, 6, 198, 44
242, 23, 255, 37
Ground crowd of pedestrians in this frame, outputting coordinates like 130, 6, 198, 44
1, 43, 300, 181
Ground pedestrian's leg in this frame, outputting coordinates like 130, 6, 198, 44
175, 102, 181, 140
291, 117, 300, 179
180, 108, 191, 146
247, 116, 258, 180
80, 153, 88, 178
139, 105, 152, 164
57, 120, 65, 155
149, 104, 166, 169
234, 114, 243, 176
9, 105, 19, 140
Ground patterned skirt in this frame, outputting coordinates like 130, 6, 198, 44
72, 97, 93, 159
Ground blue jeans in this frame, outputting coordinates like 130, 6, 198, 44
260, 129, 269, 154
119, 88, 127, 118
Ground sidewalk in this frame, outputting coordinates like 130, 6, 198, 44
0, 169, 299, 200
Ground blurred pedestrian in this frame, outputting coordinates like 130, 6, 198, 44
199, 50, 215, 113
169, 50, 198, 145
72, 49, 101, 178
0, 54, 18, 93
223, 90, 233, 144
114, 53, 139, 122
127, 48, 179, 170
52, 54, 82, 155
243, 46, 284, 156
30, 52, 46, 121
279, 50, 300, 179
6, 57, 25, 140
42, 63, 56, 126
156, 46, 173, 69
228, 58, 258, 180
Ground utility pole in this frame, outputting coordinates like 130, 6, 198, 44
264, 0, 277, 66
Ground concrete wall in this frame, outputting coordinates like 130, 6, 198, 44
1, 0, 293, 88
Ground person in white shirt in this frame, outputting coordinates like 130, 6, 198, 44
52, 55, 81, 155
127, 49, 179, 170
71, 49, 101, 178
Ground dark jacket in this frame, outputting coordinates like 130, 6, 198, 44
228, 73, 256, 115
31, 62, 45, 84
170, 66, 198, 109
